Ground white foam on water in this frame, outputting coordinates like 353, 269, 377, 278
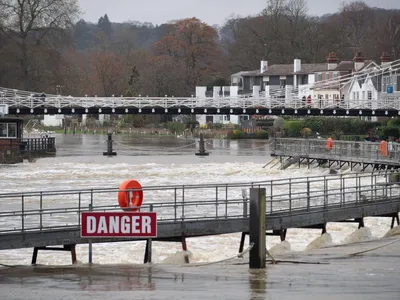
384, 226, 400, 238
305, 233, 333, 251
0, 139, 397, 265
268, 241, 291, 256
161, 251, 193, 264
342, 227, 373, 244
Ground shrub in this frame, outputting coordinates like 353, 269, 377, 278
284, 121, 303, 137
227, 130, 244, 139
256, 130, 269, 139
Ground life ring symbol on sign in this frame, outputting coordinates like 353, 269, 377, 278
118, 179, 144, 211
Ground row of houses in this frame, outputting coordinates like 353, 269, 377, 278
195, 51, 399, 126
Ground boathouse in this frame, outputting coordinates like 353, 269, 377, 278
0, 117, 56, 163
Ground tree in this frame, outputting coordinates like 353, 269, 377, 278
89, 51, 128, 96
155, 18, 222, 94
98, 14, 112, 36
338, 1, 373, 50
126, 66, 140, 96
0, 0, 80, 89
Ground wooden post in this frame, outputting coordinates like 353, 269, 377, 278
249, 188, 266, 269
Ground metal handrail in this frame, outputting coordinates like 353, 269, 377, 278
0, 172, 399, 235
273, 138, 400, 163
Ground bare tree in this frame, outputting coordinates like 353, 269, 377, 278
0, 0, 80, 89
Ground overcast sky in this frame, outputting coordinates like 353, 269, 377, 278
78, 0, 400, 25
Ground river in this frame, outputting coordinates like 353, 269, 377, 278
0, 134, 399, 299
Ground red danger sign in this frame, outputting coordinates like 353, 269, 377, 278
81, 212, 157, 238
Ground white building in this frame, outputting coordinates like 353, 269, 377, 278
42, 115, 64, 127
195, 86, 249, 127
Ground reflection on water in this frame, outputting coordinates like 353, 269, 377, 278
249, 269, 267, 300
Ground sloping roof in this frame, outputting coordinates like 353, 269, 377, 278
234, 63, 328, 77
334, 61, 353, 72
231, 70, 260, 77
294, 63, 327, 75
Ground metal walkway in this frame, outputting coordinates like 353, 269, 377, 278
271, 138, 400, 170
0, 172, 399, 251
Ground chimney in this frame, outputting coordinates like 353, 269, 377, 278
260, 60, 268, 73
381, 52, 391, 65
327, 52, 338, 70
294, 57, 301, 73
353, 51, 365, 71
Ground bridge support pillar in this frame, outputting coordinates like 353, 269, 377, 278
391, 214, 400, 229
195, 133, 209, 156
239, 232, 247, 253
181, 233, 190, 263
31, 244, 77, 265
280, 229, 287, 241
144, 239, 152, 264
249, 188, 266, 269
356, 218, 364, 229
103, 133, 117, 156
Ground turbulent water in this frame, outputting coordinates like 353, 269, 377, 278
0, 134, 395, 267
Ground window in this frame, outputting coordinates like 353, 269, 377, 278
362, 91, 365, 100
333, 72, 338, 79
368, 91, 372, 100
0, 123, 17, 138
317, 73, 322, 81
280, 79, 286, 88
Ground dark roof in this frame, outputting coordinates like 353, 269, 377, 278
0, 117, 23, 123
333, 61, 353, 72
294, 63, 327, 75
332, 60, 375, 72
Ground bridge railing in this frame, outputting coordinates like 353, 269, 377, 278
273, 138, 400, 162
4, 95, 400, 111
0, 172, 398, 235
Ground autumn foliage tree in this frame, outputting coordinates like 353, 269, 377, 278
154, 18, 223, 95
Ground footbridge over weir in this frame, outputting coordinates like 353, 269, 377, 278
271, 138, 400, 171
0, 172, 399, 264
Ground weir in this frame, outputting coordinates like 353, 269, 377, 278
271, 138, 400, 170
0, 172, 399, 265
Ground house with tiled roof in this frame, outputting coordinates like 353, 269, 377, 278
344, 52, 400, 121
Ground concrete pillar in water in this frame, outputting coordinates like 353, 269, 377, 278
249, 188, 266, 269
103, 133, 117, 156
195, 133, 209, 156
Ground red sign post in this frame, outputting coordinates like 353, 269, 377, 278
81, 212, 157, 238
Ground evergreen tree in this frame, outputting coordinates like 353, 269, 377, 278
98, 14, 112, 36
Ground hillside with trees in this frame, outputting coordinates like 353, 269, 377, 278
0, 0, 399, 97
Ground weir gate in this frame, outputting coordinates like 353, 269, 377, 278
271, 138, 400, 170
0, 172, 399, 264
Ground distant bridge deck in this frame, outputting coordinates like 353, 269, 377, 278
0, 172, 399, 252
2, 95, 400, 116
271, 138, 400, 170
